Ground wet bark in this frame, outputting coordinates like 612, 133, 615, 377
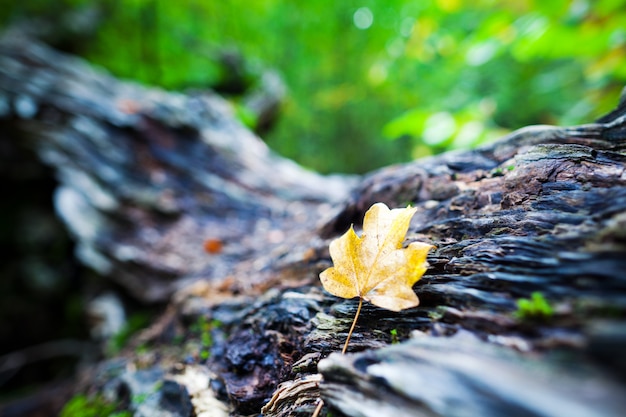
2, 32, 626, 417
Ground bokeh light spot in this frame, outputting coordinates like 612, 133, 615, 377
354, 7, 374, 30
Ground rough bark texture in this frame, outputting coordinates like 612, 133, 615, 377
0, 30, 353, 304
2, 32, 626, 417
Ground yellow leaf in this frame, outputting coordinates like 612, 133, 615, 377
320, 202, 432, 312
319, 202, 432, 354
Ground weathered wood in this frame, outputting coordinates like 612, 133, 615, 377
319, 333, 626, 417
0, 31, 354, 303
2, 33, 626, 417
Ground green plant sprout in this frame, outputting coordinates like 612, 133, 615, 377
515, 292, 553, 320
390, 329, 399, 344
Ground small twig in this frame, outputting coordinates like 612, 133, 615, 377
342, 297, 363, 355
311, 398, 324, 417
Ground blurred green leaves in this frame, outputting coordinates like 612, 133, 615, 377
2, 0, 625, 173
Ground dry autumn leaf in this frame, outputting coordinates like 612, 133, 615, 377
320, 202, 432, 353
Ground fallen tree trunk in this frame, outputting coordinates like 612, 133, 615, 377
0, 30, 354, 304
2, 32, 626, 417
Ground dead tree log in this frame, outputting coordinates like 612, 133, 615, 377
0, 31, 353, 304
2, 32, 626, 417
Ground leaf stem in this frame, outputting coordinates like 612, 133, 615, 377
342, 297, 363, 354
311, 398, 324, 417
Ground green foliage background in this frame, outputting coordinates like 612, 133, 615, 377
2, 0, 625, 173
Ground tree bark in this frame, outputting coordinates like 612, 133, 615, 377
0, 30, 354, 304
2, 32, 626, 417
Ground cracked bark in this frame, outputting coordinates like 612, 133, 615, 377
2, 31, 626, 417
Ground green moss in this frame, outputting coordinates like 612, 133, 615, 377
107, 312, 151, 355
428, 306, 446, 321
515, 292, 554, 321
189, 316, 221, 360
131, 393, 149, 405
60, 394, 131, 417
